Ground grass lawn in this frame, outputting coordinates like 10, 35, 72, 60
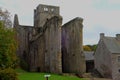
16, 69, 85, 80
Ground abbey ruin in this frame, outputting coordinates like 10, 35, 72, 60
14, 4, 86, 74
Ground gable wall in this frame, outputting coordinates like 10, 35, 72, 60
95, 39, 112, 78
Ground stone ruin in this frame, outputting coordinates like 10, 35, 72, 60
14, 4, 86, 74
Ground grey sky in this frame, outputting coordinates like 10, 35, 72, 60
0, 0, 120, 45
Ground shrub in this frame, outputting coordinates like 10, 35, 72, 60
0, 68, 18, 80
20, 59, 28, 71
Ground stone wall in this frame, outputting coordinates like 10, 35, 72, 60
44, 16, 62, 73
14, 14, 33, 70
94, 39, 112, 78
29, 16, 62, 73
29, 35, 45, 72
111, 53, 120, 80
62, 17, 86, 74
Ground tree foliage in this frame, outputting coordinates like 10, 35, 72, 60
0, 8, 18, 80
0, 22, 17, 69
0, 68, 18, 80
83, 44, 97, 51
83, 45, 92, 51
0, 8, 12, 28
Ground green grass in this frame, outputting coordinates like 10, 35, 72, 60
16, 68, 85, 80
15, 68, 27, 73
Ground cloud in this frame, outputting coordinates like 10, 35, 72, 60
0, 0, 35, 25
0, 0, 120, 44
93, 0, 120, 10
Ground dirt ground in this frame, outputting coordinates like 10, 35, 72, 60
84, 78, 112, 80
62, 73, 112, 80
82, 73, 112, 80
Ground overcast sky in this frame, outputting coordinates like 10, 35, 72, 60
0, 0, 120, 45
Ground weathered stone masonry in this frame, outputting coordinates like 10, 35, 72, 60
62, 17, 86, 73
29, 16, 62, 73
14, 4, 86, 74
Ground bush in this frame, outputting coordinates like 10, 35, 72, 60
0, 68, 18, 80
0, 8, 18, 80
20, 59, 28, 71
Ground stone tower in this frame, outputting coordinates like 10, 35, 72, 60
29, 4, 62, 73
34, 4, 59, 28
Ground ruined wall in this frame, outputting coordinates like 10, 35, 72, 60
14, 14, 22, 57
94, 39, 112, 78
14, 14, 33, 70
29, 16, 62, 73
62, 17, 86, 73
29, 35, 45, 72
27, 4, 62, 73
44, 16, 62, 73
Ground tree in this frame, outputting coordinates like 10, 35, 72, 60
92, 44, 97, 51
0, 22, 17, 68
0, 8, 18, 80
0, 8, 12, 28
86, 44, 97, 51
83, 45, 92, 51
83, 44, 97, 51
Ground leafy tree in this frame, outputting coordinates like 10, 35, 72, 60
0, 22, 17, 68
83, 44, 97, 51
0, 68, 18, 80
83, 45, 92, 51
0, 8, 18, 80
0, 8, 12, 28
92, 44, 97, 51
